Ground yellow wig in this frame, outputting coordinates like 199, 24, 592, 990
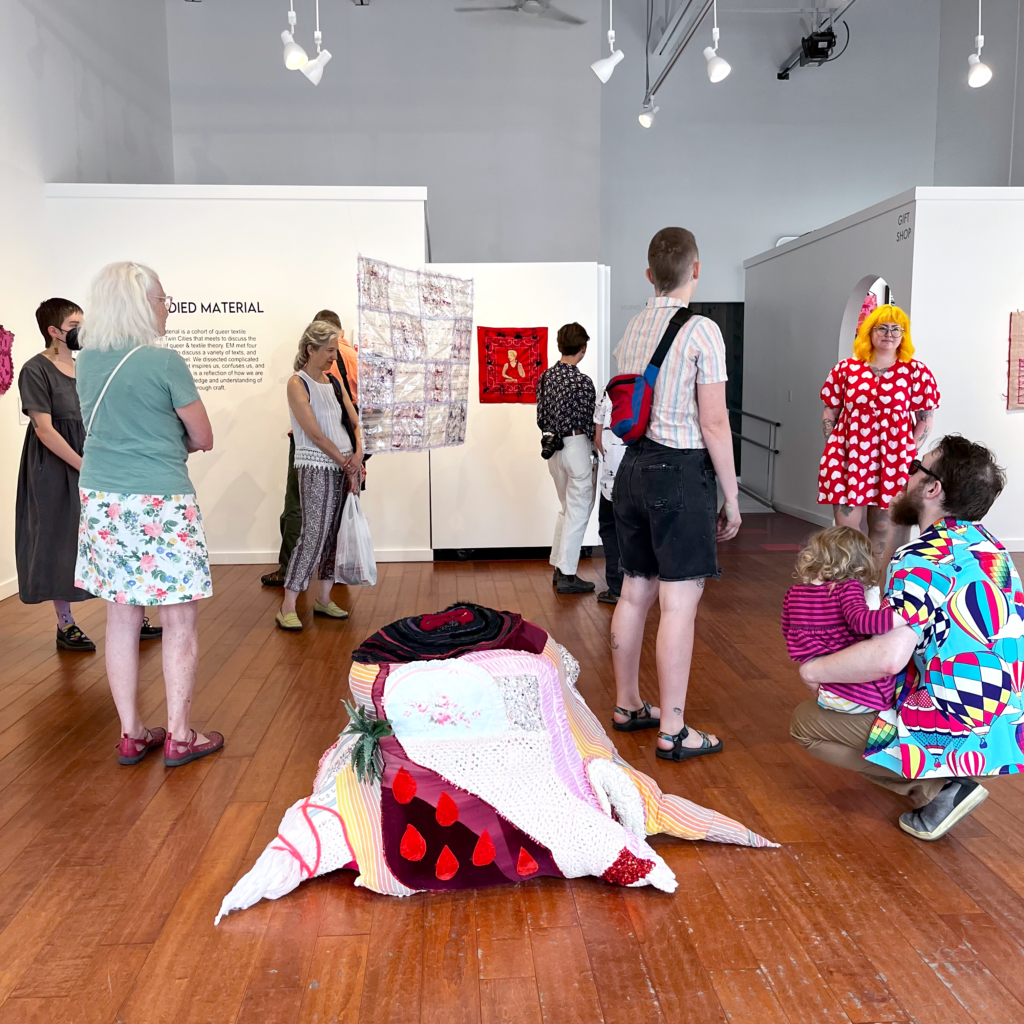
853, 303, 914, 362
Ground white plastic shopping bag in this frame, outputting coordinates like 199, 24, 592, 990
335, 493, 377, 586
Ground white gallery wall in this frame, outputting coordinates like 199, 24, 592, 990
429, 262, 609, 550
45, 185, 431, 564
744, 187, 1024, 548
0, 0, 173, 599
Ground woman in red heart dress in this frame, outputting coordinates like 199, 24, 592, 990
817, 304, 939, 567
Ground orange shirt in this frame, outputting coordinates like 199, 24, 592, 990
329, 341, 359, 402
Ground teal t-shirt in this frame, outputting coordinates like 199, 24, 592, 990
77, 345, 201, 496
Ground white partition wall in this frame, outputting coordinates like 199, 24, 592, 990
428, 263, 610, 551
44, 185, 431, 563
744, 187, 1024, 547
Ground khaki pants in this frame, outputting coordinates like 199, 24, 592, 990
548, 435, 597, 577
790, 700, 946, 808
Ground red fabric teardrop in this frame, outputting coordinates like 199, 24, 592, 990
400, 824, 426, 862
435, 791, 459, 827
435, 844, 459, 881
472, 829, 496, 866
392, 767, 417, 805
516, 847, 539, 876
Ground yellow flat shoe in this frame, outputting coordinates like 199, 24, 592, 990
313, 600, 349, 619
276, 610, 303, 631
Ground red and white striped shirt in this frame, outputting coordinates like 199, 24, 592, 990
613, 298, 728, 450
781, 579, 897, 712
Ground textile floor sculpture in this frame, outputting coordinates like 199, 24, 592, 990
357, 256, 473, 452
215, 604, 775, 923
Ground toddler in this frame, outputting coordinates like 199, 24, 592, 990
781, 525, 898, 714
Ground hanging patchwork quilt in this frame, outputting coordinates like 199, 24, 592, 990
215, 606, 776, 924
356, 257, 473, 452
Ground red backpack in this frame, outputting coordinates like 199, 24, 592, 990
607, 307, 695, 444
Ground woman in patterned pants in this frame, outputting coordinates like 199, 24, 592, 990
277, 321, 363, 631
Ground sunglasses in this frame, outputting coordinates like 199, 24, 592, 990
909, 458, 942, 485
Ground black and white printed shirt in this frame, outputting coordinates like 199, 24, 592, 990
536, 361, 596, 440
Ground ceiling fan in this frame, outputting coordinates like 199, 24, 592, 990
454, 0, 586, 26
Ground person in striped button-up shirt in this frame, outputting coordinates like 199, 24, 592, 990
609, 228, 742, 764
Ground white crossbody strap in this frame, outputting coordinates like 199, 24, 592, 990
85, 346, 143, 438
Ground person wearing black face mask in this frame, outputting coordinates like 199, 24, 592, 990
16, 298, 162, 651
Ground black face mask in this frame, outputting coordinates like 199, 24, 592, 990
63, 327, 81, 351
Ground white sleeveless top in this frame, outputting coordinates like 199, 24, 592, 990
290, 370, 353, 470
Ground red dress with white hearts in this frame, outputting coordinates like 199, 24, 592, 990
817, 358, 940, 508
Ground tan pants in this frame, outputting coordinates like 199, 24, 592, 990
790, 700, 946, 808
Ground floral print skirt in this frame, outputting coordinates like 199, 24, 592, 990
75, 491, 213, 605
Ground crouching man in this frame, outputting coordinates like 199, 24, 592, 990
792, 435, 1022, 841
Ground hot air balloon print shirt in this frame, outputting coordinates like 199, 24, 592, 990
863, 518, 1024, 780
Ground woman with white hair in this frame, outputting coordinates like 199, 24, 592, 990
74, 262, 224, 767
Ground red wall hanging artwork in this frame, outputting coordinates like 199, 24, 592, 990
477, 327, 547, 404
0, 325, 13, 398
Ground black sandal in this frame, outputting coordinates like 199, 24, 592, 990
656, 725, 723, 761
612, 701, 660, 732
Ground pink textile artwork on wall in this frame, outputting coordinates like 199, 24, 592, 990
856, 292, 878, 336
1009, 312, 1024, 411
0, 325, 13, 397
477, 327, 547, 404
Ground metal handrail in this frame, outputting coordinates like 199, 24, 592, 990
729, 408, 781, 427
732, 431, 779, 455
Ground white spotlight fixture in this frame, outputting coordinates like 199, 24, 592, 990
591, 0, 624, 83
968, 1, 992, 88
638, 99, 658, 129
703, 0, 731, 83
301, 0, 332, 86
282, 1, 308, 69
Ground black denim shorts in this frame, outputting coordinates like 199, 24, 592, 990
611, 439, 720, 582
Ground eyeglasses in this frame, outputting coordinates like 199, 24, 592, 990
151, 294, 173, 309
909, 458, 942, 485
872, 324, 904, 337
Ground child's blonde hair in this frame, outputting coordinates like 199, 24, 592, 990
794, 525, 877, 586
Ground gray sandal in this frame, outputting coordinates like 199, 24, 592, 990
656, 725, 723, 761
612, 701, 660, 732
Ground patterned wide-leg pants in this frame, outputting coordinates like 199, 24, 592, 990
284, 466, 348, 593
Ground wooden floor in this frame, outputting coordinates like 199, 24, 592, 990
3, 513, 1024, 1024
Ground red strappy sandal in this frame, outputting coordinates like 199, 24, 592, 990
117, 728, 167, 765
163, 729, 225, 767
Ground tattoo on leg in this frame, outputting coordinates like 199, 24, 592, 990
696, 579, 705, 589
610, 631, 619, 650
839, 505, 852, 514
672, 707, 683, 715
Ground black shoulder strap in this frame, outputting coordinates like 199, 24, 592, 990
648, 307, 696, 373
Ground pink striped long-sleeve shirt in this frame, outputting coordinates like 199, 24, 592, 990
781, 580, 897, 711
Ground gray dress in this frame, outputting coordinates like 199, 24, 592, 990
15, 353, 92, 603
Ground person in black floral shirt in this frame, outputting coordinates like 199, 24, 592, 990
537, 323, 597, 594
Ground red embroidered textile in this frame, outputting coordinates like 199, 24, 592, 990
478, 327, 547, 404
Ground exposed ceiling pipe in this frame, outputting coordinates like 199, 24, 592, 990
644, 0, 715, 105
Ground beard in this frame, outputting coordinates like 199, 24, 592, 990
889, 484, 925, 527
